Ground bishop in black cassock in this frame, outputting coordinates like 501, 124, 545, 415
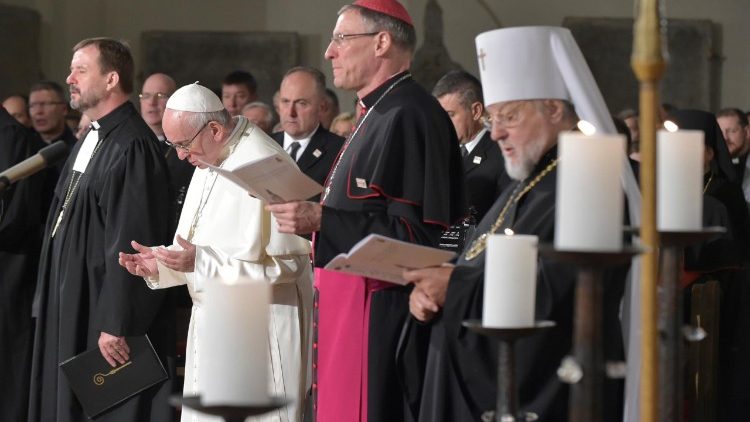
28, 38, 175, 422
266, 2, 465, 420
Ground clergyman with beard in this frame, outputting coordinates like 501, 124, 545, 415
27, 37, 176, 422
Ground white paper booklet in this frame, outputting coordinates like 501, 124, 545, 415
324, 234, 455, 285
202, 153, 322, 203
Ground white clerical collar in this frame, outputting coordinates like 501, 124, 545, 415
283, 125, 318, 156
463, 127, 487, 154
72, 123, 101, 173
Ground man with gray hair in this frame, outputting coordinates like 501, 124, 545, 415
433, 70, 511, 221
119, 83, 314, 422
241, 101, 275, 135
267, 1, 465, 420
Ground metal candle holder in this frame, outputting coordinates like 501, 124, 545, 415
539, 244, 642, 422
463, 320, 556, 422
169, 395, 288, 422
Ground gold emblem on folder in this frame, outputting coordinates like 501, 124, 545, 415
93, 361, 132, 386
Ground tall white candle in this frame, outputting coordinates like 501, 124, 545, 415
555, 131, 625, 251
483, 234, 538, 327
657, 129, 704, 231
201, 281, 269, 405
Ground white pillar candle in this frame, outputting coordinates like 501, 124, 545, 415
657, 129, 704, 231
483, 234, 538, 328
201, 281, 270, 405
555, 131, 625, 251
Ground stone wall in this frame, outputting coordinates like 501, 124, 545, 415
564, 17, 722, 114
141, 31, 300, 104
0, 4, 41, 100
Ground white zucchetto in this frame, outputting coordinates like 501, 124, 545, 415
166, 82, 224, 113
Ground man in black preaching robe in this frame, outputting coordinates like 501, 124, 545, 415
266, 1, 465, 420
28, 38, 176, 422
0, 107, 47, 422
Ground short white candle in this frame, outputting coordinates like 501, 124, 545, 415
483, 234, 538, 328
201, 282, 270, 405
657, 129, 704, 231
555, 131, 625, 251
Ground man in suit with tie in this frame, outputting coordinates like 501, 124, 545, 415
273, 66, 344, 195
433, 70, 511, 220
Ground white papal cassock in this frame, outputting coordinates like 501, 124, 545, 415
145, 116, 313, 422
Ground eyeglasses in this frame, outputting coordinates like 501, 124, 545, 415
138, 92, 170, 101
29, 101, 65, 110
487, 102, 527, 129
165, 122, 209, 152
329, 32, 379, 46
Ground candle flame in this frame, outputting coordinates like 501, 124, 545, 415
663, 120, 679, 132
577, 120, 597, 136
504, 228, 514, 236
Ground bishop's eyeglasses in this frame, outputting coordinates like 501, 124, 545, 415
329, 32, 379, 46
165, 122, 209, 152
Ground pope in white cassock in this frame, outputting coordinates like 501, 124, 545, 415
119, 83, 313, 422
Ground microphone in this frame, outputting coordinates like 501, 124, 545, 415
0, 140, 69, 194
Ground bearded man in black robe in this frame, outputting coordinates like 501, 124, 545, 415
403, 26, 636, 422
28, 38, 175, 422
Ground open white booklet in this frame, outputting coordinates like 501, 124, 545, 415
324, 234, 455, 285
201, 153, 322, 203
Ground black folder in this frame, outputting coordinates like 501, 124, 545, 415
59, 335, 168, 418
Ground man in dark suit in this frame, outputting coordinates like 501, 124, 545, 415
433, 70, 511, 221
272, 66, 344, 193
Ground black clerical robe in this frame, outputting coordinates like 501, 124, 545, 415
28, 102, 176, 422
0, 108, 46, 422
313, 72, 465, 422
38, 125, 79, 212
409, 147, 626, 422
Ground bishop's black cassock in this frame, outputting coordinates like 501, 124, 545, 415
313, 72, 465, 421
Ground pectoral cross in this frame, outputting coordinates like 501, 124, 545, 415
478, 48, 487, 71
51, 210, 64, 238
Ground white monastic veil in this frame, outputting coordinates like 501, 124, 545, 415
476, 26, 643, 422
